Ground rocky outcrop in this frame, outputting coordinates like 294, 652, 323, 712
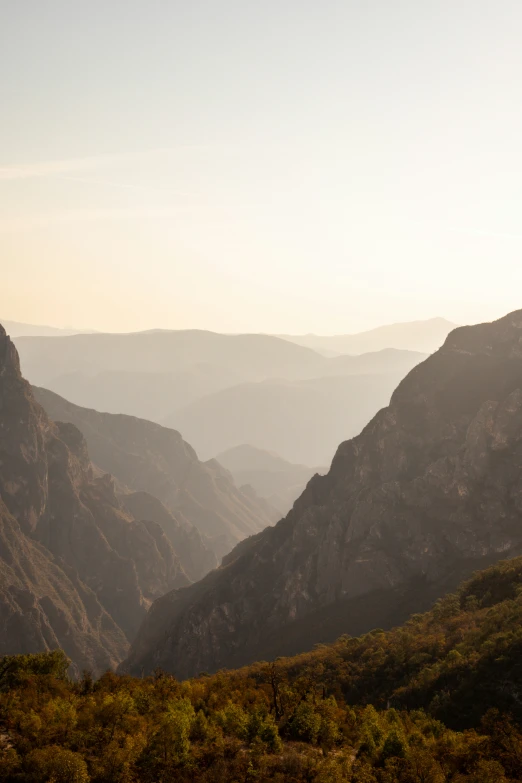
0, 324, 186, 672
33, 387, 276, 564
122, 309, 522, 679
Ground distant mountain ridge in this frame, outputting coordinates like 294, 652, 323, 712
12, 329, 427, 429
2, 319, 94, 338
277, 317, 457, 356
123, 309, 522, 679
166, 372, 412, 464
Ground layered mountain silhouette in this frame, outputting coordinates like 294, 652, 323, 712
277, 317, 457, 356
15, 330, 323, 389
166, 373, 410, 464
14, 331, 426, 432
0, 324, 192, 674
123, 310, 522, 679
33, 387, 275, 562
216, 444, 325, 516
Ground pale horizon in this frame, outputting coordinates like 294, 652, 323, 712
3, 1, 522, 333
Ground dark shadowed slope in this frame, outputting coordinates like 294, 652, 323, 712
216, 444, 326, 516
277, 317, 457, 356
123, 310, 522, 679
33, 387, 275, 563
0, 324, 188, 673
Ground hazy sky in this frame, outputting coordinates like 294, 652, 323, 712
2, 0, 522, 333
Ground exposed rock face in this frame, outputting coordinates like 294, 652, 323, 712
33, 387, 276, 564
0, 324, 186, 672
123, 310, 522, 679
0, 497, 127, 674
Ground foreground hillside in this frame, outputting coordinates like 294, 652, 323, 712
2, 557, 522, 782
124, 309, 522, 679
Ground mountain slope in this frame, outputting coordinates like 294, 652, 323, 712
216, 444, 325, 516
40, 364, 243, 423
0, 497, 128, 675
0, 324, 187, 672
277, 317, 457, 356
33, 387, 275, 563
124, 309, 522, 679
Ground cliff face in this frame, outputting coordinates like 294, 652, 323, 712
123, 310, 522, 679
33, 387, 276, 565
0, 325, 186, 672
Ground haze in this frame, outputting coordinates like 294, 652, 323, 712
2, 0, 522, 333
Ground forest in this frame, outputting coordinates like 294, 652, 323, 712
1, 556, 522, 782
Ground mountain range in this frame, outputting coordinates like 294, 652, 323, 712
123, 310, 522, 679
0, 324, 279, 674
166, 372, 416, 464
277, 317, 457, 356
10, 326, 433, 465
33, 387, 276, 564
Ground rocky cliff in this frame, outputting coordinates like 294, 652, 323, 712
33, 387, 276, 564
0, 324, 187, 673
123, 309, 522, 679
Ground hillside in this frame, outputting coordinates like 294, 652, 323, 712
124, 309, 522, 679
0, 324, 190, 673
4, 556, 522, 781
33, 387, 275, 562
216, 444, 325, 515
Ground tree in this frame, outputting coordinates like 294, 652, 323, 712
26, 746, 89, 783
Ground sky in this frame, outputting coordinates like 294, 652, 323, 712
1, 0, 522, 334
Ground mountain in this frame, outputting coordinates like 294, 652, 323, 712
0, 324, 189, 674
12, 329, 426, 428
277, 317, 457, 356
165, 373, 407, 465
1, 319, 91, 338
38, 365, 243, 423
33, 387, 275, 563
216, 444, 325, 516
14, 330, 325, 390
123, 309, 522, 679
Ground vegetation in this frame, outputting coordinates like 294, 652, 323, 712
2, 557, 522, 782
